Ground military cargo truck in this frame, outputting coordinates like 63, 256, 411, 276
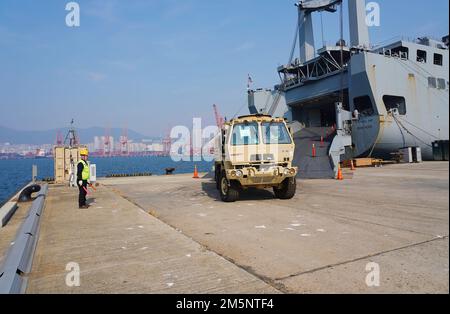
214, 114, 297, 202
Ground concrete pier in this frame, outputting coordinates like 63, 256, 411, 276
5, 162, 447, 294
25, 185, 277, 294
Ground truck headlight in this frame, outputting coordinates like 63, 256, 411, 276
284, 168, 296, 175
236, 170, 243, 177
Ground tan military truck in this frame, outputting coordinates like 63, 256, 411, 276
214, 114, 297, 202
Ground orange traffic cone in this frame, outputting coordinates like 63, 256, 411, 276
337, 165, 344, 181
312, 144, 316, 158
193, 165, 200, 179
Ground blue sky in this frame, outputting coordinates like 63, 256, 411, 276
0, 0, 448, 137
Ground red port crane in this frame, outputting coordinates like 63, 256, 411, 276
213, 104, 225, 129
120, 127, 129, 156
104, 127, 111, 157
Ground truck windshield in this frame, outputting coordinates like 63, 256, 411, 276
231, 123, 259, 145
262, 122, 292, 144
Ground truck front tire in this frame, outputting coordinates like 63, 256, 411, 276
220, 173, 239, 202
273, 177, 297, 199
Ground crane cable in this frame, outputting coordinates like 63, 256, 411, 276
232, 95, 252, 119
271, 10, 301, 117
339, 0, 345, 105
320, 12, 325, 47
288, 19, 300, 64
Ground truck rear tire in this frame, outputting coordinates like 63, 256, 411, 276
220, 173, 239, 202
273, 177, 297, 200
215, 166, 221, 190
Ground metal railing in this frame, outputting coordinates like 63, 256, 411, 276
0, 184, 48, 294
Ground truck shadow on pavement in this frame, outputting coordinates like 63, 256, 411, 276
201, 181, 276, 202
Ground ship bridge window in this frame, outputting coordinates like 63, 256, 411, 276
353, 96, 375, 116
417, 50, 427, 63
383, 95, 407, 115
391, 46, 409, 59
434, 53, 443, 66
437, 78, 446, 90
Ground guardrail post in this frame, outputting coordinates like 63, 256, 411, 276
32, 165, 37, 183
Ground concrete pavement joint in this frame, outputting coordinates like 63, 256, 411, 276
275, 236, 449, 281
108, 186, 286, 294
300, 207, 443, 238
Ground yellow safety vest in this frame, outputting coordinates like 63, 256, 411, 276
79, 160, 90, 181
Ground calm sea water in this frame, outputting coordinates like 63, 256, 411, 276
0, 157, 213, 206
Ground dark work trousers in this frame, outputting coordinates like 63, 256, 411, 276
78, 180, 88, 207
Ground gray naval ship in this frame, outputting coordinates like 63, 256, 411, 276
248, 0, 449, 178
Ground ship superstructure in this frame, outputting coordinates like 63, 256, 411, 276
248, 0, 449, 178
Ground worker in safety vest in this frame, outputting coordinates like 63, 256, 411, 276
77, 148, 90, 209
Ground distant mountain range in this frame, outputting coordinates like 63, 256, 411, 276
0, 126, 159, 145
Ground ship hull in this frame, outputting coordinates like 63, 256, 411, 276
350, 47, 449, 160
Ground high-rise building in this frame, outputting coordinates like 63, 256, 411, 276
94, 136, 102, 151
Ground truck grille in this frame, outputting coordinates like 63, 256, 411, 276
250, 177, 276, 184
250, 154, 274, 162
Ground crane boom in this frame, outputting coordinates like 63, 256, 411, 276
297, 0, 341, 11
213, 104, 225, 129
